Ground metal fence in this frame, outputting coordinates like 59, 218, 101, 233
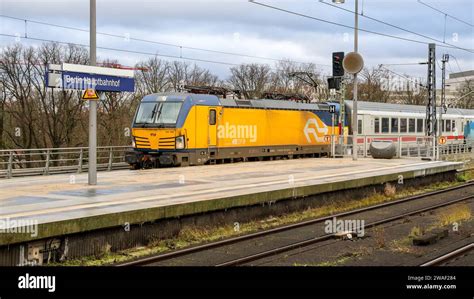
1, 138, 472, 179
0, 146, 131, 178
439, 142, 474, 163
330, 135, 474, 161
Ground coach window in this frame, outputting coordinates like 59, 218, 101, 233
452, 120, 456, 132
391, 118, 399, 133
441, 120, 446, 132
409, 118, 415, 133
209, 109, 216, 125
358, 119, 363, 135
400, 118, 407, 133
446, 119, 451, 132
382, 118, 389, 133
375, 118, 380, 133
417, 119, 423, 133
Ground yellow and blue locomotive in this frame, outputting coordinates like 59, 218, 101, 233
125, 93, 340, 168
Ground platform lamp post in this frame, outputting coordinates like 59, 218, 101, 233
333, 0, 363, 161
89, 0, 97, 185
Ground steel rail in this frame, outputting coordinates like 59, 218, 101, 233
116, 181, 474, 266
215, 194, 474, 266
419, 243, 474, 266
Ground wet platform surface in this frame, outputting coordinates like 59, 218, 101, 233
0, 158, 462, 244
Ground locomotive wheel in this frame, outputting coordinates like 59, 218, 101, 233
143, 159, 154, 169
130, 163, 141, 170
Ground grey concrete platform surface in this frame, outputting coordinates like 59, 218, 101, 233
0, 158, 462, 245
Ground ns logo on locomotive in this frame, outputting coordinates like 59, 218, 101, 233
125, 93, 340, 169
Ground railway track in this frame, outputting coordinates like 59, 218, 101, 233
116, 181, 474, 267
420, 243, 474, 266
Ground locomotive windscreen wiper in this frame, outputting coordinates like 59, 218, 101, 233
140, 103, 160, 127
150, 104, 159, 121
154, 103, 164, 123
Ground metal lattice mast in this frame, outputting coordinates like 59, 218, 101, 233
426, 43, 437, 137
440, 54, 449, 121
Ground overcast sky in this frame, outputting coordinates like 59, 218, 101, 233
1, 0, 473, 83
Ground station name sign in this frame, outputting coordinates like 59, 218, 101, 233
61, 71, 134, 92
46, 63, 135, 92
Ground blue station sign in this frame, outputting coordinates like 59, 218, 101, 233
60, 71, 135, 92
46, 63, 135, 92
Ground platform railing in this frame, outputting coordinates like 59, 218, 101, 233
359, 135, 437, 159
439, 141, 474, 162
1, 139, 472, 179
330, 135, 473, 160
0, 146, 132, 179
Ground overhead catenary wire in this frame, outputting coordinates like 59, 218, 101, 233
418, 0, 474, 28
318, 0, 473, 53
378, 64, 426, 89
449, 54, 472, 74
0, 33, 332, 75
0, 14, 330, 67
446, 54, 472, 88
2, 7, 470, 80
249, 0, 474, 54
0, 33, 239, 66
379, 63, 428, 66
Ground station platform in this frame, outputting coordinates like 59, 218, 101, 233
0, 158, 462, 246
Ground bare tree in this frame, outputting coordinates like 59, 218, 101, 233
34, 43, 89, 148
134, 57, 169, 95
270, 60, 298, 92
186, 64, 219, 87
348, 67, 392, 103
0, 73, 6, 149
0, 45, 41, 149
456, 79, 474, 109
167, 61, 218, 91
228, 63, 272, 99
99, 92, 135, 146
397, 81, 427, 106
271, 60, 327, 98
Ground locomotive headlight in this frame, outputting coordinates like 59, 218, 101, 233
176, 136, 185, 149
132, 137, 136, 148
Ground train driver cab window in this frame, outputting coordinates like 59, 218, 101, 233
417, 119, 423, 133
374, 118, 380, 133
135, 102, 159, 125
446, 119, 451, 132
409, 118, 415, 133
209, 109, 217, 125
442, 120, 446, 132
391, 118, 399, 133
452, 120, 456, 132
382, 118, 389, 133
154, 102, 183, 125
134, 101, 182, 127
